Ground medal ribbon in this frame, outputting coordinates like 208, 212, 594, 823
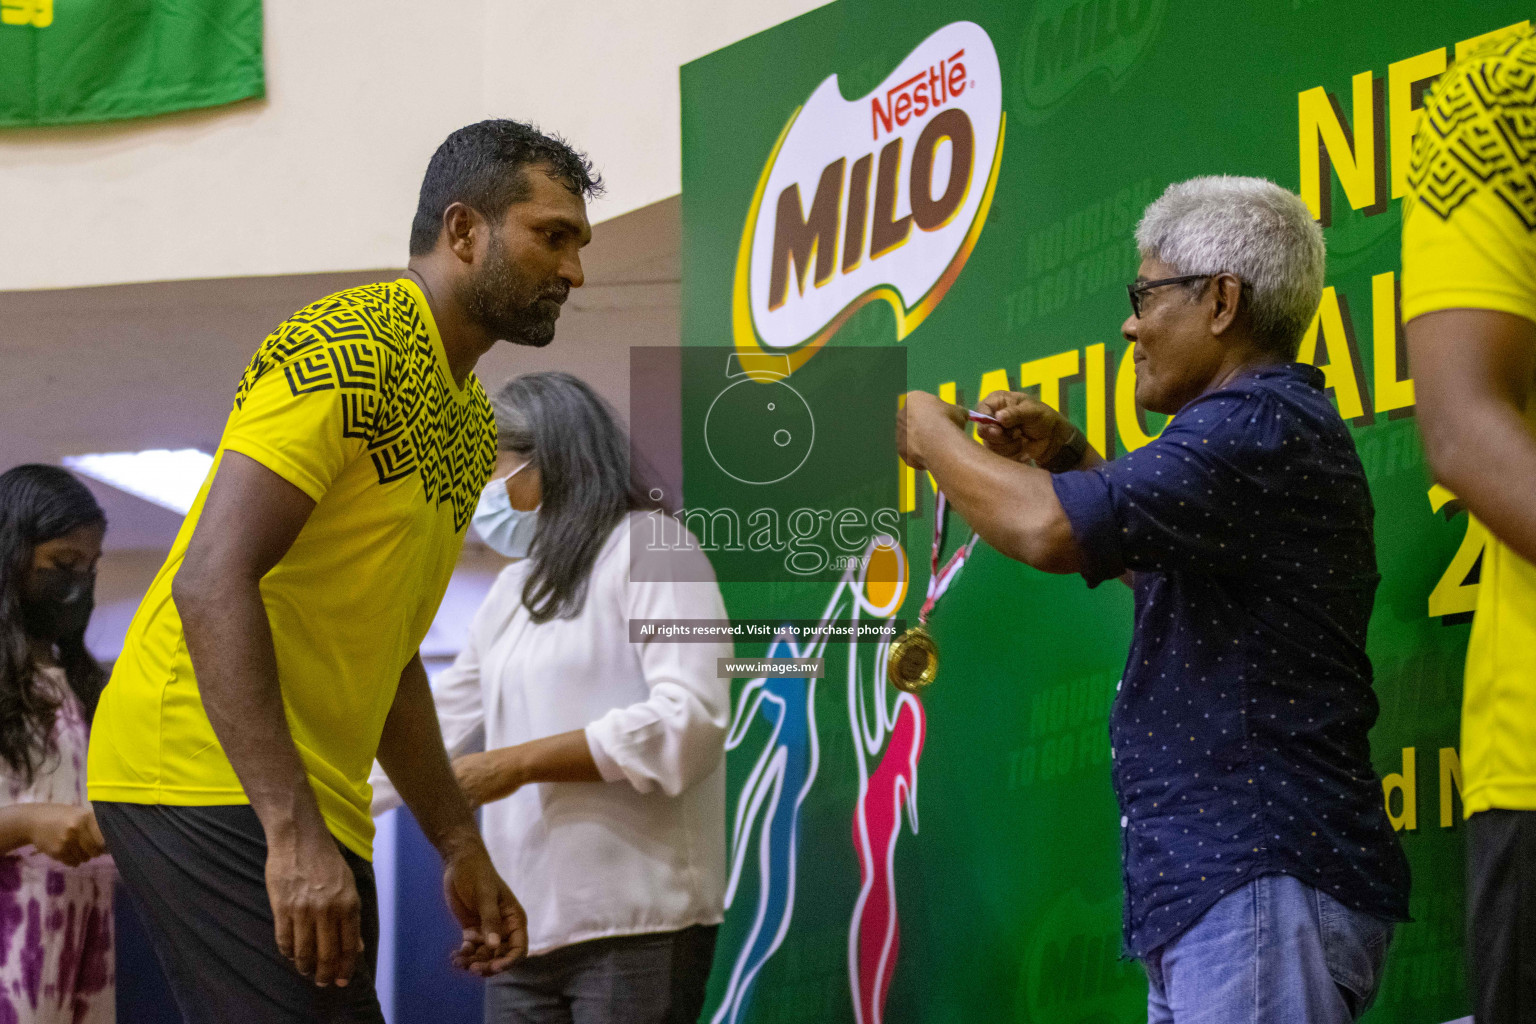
919, 491, 978, 624
918, 406, 994, 624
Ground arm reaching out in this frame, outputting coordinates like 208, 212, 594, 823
452, 730, 600, 809
377, 654, 528, 975
172, 451, 363, 990
0, 805, 106, 865
455, 532, 730, 805
897, 391, 1084, 574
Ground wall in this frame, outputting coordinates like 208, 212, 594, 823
0, 5, 839, 1022
0, 0, 828, 292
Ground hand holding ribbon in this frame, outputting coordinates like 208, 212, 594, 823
887, 401, 992, 694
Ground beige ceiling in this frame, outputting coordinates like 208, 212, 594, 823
0, 197, 681, 553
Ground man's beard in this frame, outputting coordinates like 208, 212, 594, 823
465, 235, 568, 348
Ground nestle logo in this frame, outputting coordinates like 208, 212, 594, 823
734, 21, 1003, 360
871, 48, 969, 140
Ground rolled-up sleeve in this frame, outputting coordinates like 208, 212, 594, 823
1051, 392, 1279, 586
584, 554, 731, 798
1052, 467, 1125, 587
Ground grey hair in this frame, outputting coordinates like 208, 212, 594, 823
486, 372, 664, 623
489, 388, 535, 456
1135, 176, 1325, 357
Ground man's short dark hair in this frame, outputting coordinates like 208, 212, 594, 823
409, 119, 603, 257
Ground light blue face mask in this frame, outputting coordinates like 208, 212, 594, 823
472, 460, 540, 558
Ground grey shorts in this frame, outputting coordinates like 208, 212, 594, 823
95, 801, 385, 1024
485, 925, 718, 1024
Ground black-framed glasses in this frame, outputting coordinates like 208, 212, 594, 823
1126, 274, 1215, 318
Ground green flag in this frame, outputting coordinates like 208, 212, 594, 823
0, 0, 263, 128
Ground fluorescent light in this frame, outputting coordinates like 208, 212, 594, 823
63, 449, 214, 515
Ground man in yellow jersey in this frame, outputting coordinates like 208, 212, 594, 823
1403, 26, 1536, 1024
87, 120, 599, 1024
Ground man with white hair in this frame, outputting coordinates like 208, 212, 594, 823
898, 176, 1410, 1022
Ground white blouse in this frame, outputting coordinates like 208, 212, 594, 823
371, 513, 731, 955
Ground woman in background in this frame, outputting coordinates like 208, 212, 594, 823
0, 465, 114, 1023
374, 372, 730, 1024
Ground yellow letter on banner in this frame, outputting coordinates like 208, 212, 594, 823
1085, 343, 1109, 458
1298, 71, 1378, 223
1115, 344, 1162, 452
1388, 49, 1447, 200
1372, 271, 1415, 413
1297, 288, 1369, 421
898, 393, 916, 513
1382, 747, 1417, 831
1019, 350, 1080, 413
1427, 484, 1487, 618
0, 0, 52, 27
926, 381, 958, 497
1437, 749, 1462, 829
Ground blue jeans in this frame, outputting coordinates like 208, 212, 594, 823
1142, 874, 1393, 1024
484, 925, 718, 1024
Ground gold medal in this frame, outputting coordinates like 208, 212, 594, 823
887, 624, 939, 694
885, 484, 979, 695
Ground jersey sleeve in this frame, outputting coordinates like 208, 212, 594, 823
1402, 39, 1536, 325
220, 323, 390, 501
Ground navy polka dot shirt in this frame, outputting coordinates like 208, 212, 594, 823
1052, 363, 1411, 957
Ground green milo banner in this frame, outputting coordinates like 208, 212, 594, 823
680, 2, 1527, 1021
0, 0, 262, 127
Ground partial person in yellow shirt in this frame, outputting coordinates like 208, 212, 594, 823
1403, 25, 1536, 1024
86, 120, 600, 1024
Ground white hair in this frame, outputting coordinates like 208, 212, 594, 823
1134, 176, 1325, 356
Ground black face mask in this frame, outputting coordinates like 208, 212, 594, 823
21, 567, 95, 642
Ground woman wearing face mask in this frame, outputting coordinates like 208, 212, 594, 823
373, 372, 730, 1024
0, 465, 115, 1023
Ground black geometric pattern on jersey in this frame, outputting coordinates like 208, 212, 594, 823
232, 281, 496, 532
1409, 31, 1536, 229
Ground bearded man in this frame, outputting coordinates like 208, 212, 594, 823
87, 121, 599, 1024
